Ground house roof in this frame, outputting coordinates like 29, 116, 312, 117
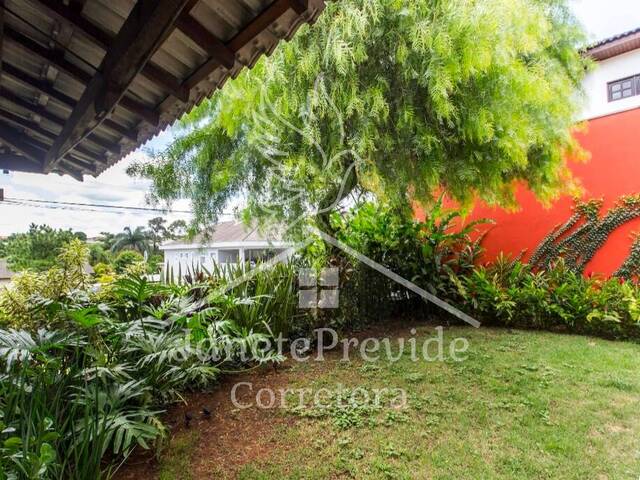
0, 259, 15, 280
0, 0, 325, 180
585, 27, 640, 61
161, 221, 285, 248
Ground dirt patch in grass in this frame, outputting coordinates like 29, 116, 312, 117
115, 320, 420, 480
115, 365, 301, 480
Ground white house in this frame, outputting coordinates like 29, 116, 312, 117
580, 28, 640, 121
160, 221, 292, 275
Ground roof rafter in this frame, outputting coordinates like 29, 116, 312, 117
44, 0, 193, 172
10, 122, 95, 177
1, 62, 136, 141
176, 15, 235, 70
3, 62, 76, 107
0, 121, 44, 166
0, 106, 111, 159
5, 25, 160, 125
0, 153, 43, 173
186, 0, 309, 90
29, 0, 190, 102
0, 87, 120, 154
5, 26, 93, 83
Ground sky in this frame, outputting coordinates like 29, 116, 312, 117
1, 0, 639, 236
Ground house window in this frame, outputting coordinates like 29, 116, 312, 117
218, 249, 239, 264
608, 75, 640, 102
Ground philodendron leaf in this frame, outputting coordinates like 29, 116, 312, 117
3, 437, 22, 449
40, 443, 56, 465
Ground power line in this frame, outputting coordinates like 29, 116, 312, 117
4, 196, 193, 214
0, 196, 235, 217
1, 199, 151, 215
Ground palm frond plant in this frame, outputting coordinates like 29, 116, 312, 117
110, 227, 151, 254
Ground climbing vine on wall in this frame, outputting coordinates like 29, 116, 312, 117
615, 233, 640, 280
530, 194, 640, 278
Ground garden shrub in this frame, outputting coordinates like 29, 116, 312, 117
451, 256, 640, 340
113, 250, 145, 274
0, 272, 285, 479
0, 239, 91, 330
322, 201, 640, 340
88, 243, 111, 266
318, 200, 488, 330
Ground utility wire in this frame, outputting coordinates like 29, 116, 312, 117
4, 196, 193, 213
1, 197, 235, 217
1, 199, 119, 214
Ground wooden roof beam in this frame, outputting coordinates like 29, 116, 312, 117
176, 15, 235, 70
0, 88, 120, 155
4, 26, 159, 124
2, 62, 76, 107
0, 153, 43, 173
5, 26, 93, 83
103, 119, 138, 142
1, 68, 139, 141
119, 96, 159, 126
44, 0, 193, 172
17, 128, 92, 176
290, 0, 309, 15
228, 0, 307, 52
0, 106, 111, 159
0, 87, 62, 123
186, 0, 309, 90
29, 0, 190, 102
0, 106, 56, 140
28, 0, 112, 47
0, 0, 5, 79
0, 121, 45, 166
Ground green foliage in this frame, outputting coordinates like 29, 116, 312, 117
147, 217, 170, 251
0, 224, 85, 272
113, 250, 145, 274
130, 0, 589, 233
0, 239, 91, 330
111, 227, 151, 254
302, 200, 640, 341
167, 220, 188, 239
450, 256, 640, 340
162, 261, 304, 338
531, 195, 640, 275
96, 232, 116, 251
88, 243, 111, 267
0, 265, 289, 478
312, 199, 488, 329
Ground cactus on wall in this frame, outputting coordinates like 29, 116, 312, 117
530, 195, 640, 278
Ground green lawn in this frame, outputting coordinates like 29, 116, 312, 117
156, 326, 640, 479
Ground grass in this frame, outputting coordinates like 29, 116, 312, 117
156, 326, 640, 479
158, 431, 199, 480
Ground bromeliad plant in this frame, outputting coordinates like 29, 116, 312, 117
449, 256, 640, 340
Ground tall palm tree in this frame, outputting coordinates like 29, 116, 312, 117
111, 227, 151, 254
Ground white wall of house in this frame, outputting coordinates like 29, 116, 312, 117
580, 49, 640, 121
161, 241, 292, 277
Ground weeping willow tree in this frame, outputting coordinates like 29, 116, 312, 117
129, 0, 590, 235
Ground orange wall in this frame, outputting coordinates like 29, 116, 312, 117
439, 107, 640, 276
